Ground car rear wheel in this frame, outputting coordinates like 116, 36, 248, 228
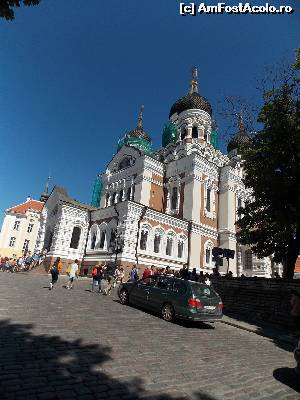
161, 303, 174, 322
119, 289, 129, 305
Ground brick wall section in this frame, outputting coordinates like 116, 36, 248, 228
211, 277, 300, 329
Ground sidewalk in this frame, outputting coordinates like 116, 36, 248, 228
221, 312, 296, 346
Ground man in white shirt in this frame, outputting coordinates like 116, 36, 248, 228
66, 259, 79, 290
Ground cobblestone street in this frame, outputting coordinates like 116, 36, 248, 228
0, 273, 299, 400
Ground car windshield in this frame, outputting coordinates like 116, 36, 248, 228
190, 283, 219, 298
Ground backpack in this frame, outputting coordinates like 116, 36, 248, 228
50, 259, 60, 273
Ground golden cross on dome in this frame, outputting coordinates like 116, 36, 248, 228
237, 112, 246, 134
138, 105, 144, 128
190, 66, 198, 94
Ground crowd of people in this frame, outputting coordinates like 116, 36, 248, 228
88, 264, 225, 295
0, 250, 47, 273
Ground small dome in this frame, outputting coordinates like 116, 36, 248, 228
227, 114, 251, 153
127, 127, 151, 142
169, 92, 212, 118
227, 131, 251, 153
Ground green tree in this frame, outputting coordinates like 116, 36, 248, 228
237, 50, 300, 279
0, 0, 40, 20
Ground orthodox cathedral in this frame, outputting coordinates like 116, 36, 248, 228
35, 68, 275, 277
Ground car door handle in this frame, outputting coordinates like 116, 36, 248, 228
161, 292, 167, 295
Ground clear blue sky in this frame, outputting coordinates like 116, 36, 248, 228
0, 0, 299, 221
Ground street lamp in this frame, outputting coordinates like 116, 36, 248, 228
108, 232, 124, 264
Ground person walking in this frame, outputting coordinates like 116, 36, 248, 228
91, 264, 103, 292
113, 266, 123, 287
49, 257, 62, 290
104, 263, 116, 295
66, 259, 79, 290
129, 265, 139, 282
142, 265, 152, 280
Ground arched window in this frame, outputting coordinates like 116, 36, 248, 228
192, 126, 198, 138
131, 185, 135, 200
166, 237, 173, 256
111, 192, 117, 204
91, 233, 97, 250
105, 193, 110, 207
99, 231, 106, 249
244, 250, 253, 269
139, 230, 148, 250
206, 248, 211, 264
70, 227, 81, 249
204, 240, 213, 268
154, 233, 161, 253
178, 240, 184, 258
171, 187, 178, 210
204, 131, 208, 141
181, 127, 187, 140
118, 156, 132, 170
206, 188, 211, 212
126, 187, 131, 200
119, 189, 124, 202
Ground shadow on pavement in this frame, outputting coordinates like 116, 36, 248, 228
0, 319, 218, 400
223, 311, 295, 353
273, 368, 300, 394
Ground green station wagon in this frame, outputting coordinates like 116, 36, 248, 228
118, 275, 223, 323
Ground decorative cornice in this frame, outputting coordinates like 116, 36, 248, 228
191, 222, 218, 239
145, 208, 189, 231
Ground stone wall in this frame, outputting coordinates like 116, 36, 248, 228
211, 277, 300, 329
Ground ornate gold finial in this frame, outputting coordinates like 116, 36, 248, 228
138, 105, 144, 128
190, 66, 198, 94
237, 112, 246, 134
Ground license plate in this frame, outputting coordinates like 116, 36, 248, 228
204, 306, 215, 310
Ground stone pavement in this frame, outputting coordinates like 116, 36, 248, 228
0, 273, 299, 400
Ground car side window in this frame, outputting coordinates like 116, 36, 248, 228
156, 276, 171, 290
172, 280, 186, 294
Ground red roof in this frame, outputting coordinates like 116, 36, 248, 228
7, 200, 44, 215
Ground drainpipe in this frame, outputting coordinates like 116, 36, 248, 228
187, 220, 192, 270
113, 204, 120, 265
82, 208, 92, 276
135, 205, 147, 268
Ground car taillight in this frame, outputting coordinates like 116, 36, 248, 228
218, 302, 224, 310
188, 298, 202, 308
